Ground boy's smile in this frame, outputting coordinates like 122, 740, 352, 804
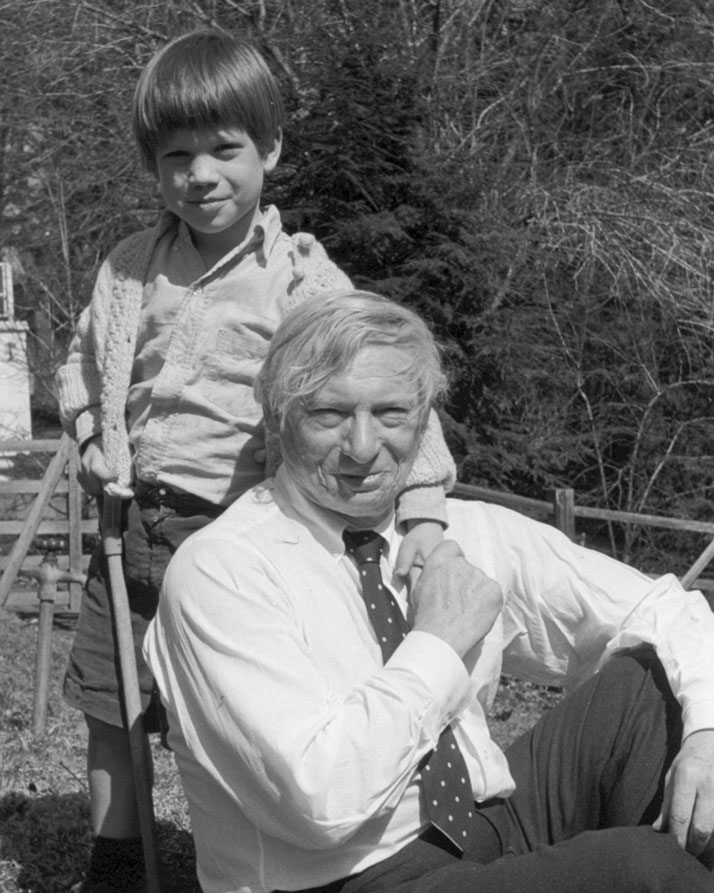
155, 126, 281, 263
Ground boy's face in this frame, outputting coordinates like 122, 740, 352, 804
155, 126, 281, 258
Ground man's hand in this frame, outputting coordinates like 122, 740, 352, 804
393, 520, 444, 589
653, 728, 714, 866
77, 438, 117, 497
409, 540, 502, 659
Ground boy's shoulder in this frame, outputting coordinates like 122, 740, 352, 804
103, 213, 173, 277
285, 230, 352, 300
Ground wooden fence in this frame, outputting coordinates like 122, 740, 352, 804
451, 482, 714, 591
0, 434, 94, 611
1, 439, 714, 615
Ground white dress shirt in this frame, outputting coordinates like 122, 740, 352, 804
144, 467, 714, 893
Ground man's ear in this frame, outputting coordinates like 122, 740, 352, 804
262, 130, 282, 174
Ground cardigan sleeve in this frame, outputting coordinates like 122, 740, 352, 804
396, 409, 455, 527
56, 225, 157, 488
55, 258, 113, 443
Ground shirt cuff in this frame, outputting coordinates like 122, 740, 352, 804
387, 630, 471, 734
396, 485, 448, 529
681, 697, 714, 740
74, 406, 102, 447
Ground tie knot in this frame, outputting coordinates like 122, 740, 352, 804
342, 529, 387, 566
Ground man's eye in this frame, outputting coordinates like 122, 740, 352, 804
309, 410, 345, 427
378, 409, 410, 426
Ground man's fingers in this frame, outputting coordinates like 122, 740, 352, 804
687, 791, 714, 858
658, 764, 714, 856
669, 799, 696, 850
424, 540, 464, 565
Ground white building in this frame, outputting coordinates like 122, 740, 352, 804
0, 261, 32, 448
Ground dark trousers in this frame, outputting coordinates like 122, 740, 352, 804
289, 649, 714, 892
64, 485, 222, 730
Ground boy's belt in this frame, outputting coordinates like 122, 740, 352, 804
134, 481, 225, 518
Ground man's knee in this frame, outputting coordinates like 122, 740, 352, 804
596, 645, 680, 724
574, 826, 714, 892
605, 644, 661, 682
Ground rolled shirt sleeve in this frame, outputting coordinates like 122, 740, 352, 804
446, 500, 714, 740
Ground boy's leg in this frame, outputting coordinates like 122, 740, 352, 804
65, 500, 156, 890
86, 714, 147, 837
66, 496, 217, 890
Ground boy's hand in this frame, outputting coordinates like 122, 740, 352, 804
77, 438, 117, 497
393, 520, 444, 590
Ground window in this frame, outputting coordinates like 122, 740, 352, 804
0, 262, 14, 320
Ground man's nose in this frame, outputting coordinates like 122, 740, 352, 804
342, 416, 380, 463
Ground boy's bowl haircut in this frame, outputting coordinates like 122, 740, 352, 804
133, 28, 284, 175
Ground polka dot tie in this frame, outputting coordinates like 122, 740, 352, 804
343, 529, 407, 659
343, 529, 475, 856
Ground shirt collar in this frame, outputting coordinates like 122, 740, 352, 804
165, 204, 284, 274
273, 466, 397, 558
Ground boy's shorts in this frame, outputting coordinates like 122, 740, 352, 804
63, 486, 223, 730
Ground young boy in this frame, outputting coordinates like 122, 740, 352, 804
57, 29, 455, 893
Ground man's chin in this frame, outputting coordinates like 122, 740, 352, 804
328, 489, 397, 529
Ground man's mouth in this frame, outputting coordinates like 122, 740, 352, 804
335, 471, 384, 492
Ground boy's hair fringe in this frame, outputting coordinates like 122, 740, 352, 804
133, 28, 284, 174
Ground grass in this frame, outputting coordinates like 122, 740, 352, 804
0, 605, 561, 892
0, 609, 199, 893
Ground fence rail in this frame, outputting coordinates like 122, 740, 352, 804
451, 482, 714, 590
452, 482, 714, 533
1, 441, 713, 611
0, 434, 88, 609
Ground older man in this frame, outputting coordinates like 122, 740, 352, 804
144, 291, 714, 893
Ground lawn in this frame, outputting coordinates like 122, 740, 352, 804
0, 606, 561, 892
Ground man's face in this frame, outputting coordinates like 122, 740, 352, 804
280, 345, 427, 529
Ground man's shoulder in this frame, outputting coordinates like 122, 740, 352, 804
445, 496, 535, 541
445, 495, 506, 522
182, 481, 298, 554
165, 481, 328, 602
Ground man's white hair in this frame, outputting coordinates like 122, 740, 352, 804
255, 289, 448, 429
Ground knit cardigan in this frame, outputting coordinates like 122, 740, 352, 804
57, 213, 455, 518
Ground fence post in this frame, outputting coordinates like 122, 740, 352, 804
554, 488, 576, 541
0, 434, 71, 606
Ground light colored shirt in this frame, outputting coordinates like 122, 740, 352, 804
126, 206, 295, 505
144, 468, 714, 893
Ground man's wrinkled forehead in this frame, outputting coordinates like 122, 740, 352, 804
291, 343, 429, 416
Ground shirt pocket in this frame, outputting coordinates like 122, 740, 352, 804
200, 323, 271, 419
